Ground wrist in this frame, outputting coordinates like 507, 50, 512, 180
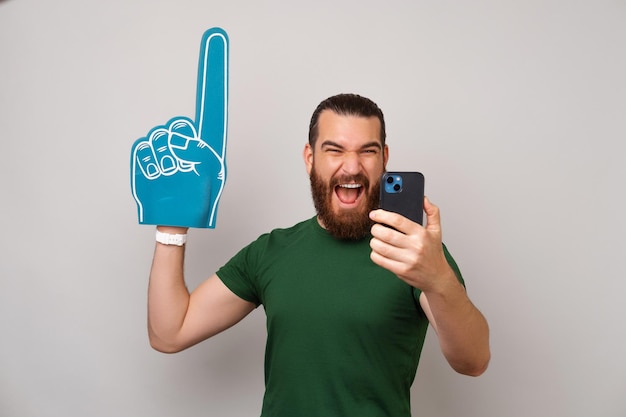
422, 267, 464, 298
156, 225, 189, 234
155, 229, 187, 246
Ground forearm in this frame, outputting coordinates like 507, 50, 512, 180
422, 270, 490, 376
147, 227, 190, 352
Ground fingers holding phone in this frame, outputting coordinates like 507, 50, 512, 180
370, 172, 448, 288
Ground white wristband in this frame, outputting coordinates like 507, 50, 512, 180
155, 230, 187, 246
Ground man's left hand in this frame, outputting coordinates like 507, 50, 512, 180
369, 196, 454, 290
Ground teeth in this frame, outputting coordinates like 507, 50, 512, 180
339, 184, 362, 189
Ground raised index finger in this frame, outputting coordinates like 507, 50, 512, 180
195, 27, 229, 159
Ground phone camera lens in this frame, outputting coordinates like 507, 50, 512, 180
393, 184, 401, 191
386, 176, 394, 184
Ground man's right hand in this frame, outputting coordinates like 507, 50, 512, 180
131, 28, 229, 229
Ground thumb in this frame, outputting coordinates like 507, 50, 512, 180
167, 117, 217, 165
424, 196, 442, 234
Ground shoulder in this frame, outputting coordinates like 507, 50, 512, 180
226, 217, 316, 259
232, 217, 318, 261
252, 217, 318, 248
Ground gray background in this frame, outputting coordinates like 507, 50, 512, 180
1, 0, 625, 416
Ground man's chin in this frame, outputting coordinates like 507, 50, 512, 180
320, 207, 373, 241
333, 203, 362, 214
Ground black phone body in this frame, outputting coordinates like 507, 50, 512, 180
379, 171, 425, 225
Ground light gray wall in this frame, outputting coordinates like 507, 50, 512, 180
1, 0, 624, 416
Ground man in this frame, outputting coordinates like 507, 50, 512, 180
147, 93, 490, 416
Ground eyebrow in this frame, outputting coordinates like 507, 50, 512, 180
320, 140, 382, 150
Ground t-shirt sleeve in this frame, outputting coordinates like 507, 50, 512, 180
442, 242, 465, 287
216, 241, 262, 306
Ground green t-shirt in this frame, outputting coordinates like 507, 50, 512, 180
217, 217, 463, 417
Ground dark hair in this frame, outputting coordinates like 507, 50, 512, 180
308, 93, 386, 147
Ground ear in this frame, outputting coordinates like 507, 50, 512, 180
383, 144, 389, 168
303, 143, 314, 175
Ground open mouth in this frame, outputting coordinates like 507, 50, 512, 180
335, 183, 364, 205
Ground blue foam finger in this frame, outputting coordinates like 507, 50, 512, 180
130, 28, 229, 228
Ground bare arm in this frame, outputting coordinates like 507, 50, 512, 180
419, 276, 490, 376
369, 198, 490, 376
148, 226, 256, 353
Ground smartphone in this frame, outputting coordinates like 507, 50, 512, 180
379, 171, 425, 225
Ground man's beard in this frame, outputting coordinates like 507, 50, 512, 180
309, 166, 380, 241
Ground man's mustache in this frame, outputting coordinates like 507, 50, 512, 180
328, 174, 370, 189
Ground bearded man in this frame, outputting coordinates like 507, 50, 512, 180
146, 93, 490, 417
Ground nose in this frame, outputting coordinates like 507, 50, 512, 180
341, 152, 362, 176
